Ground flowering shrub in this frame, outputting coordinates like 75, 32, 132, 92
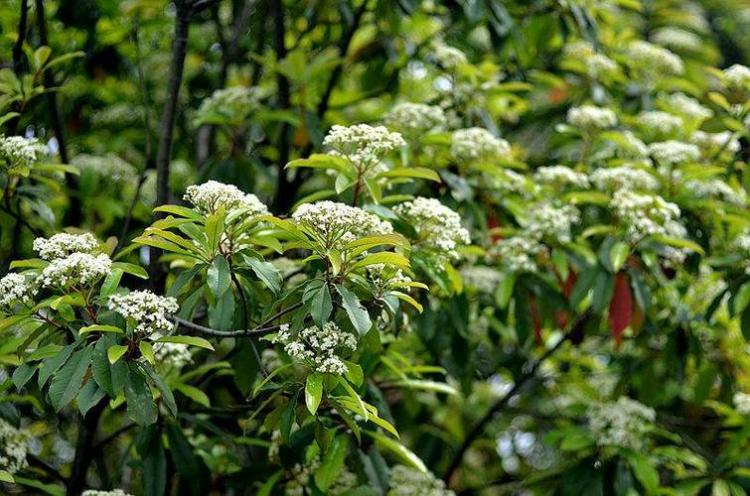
2, 1, 750, 495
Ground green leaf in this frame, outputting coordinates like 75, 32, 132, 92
77, 380, 105, 416
306, 282, 332, 327
336, 285, 372, 336
286, 153, 349, 172
207, 256, 231, 298
99, 269, 124, 298
139, 341, 155, 364
305, 372, 324, 415
156, 335, 215, 351
111, 262, 149, 279
245, 257, 282, 293
175, 383, 210, 407
627, 452, 659, 495
125, 363, 158, 425
0, 470, 14, 483
79, 324, 124, 335
609, 242, 629, 273
364, 431, 427, 472
280, 393, 298, 442
12, 363, 35, 391
352, 252, 411, 271
732, 282, 750, 316
108, 344, 128, 364
141, 363, 178, 418
387, 379, 457, 395
38, 343, 75, 388
314, 435, 348, 490
48, 347, 93, 411
376, 167, 440, 182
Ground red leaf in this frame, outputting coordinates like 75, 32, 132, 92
562, 270, 577, 298
487, 215, 503, 242
609, 273, 633, 349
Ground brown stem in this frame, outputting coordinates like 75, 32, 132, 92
150, 8, 191, 289
66, 400, 106, 496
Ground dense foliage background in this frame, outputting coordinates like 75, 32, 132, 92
3, 0, 750, 495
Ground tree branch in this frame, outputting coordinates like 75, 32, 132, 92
150, 7, 191, 289
170, 301, 302, 338
442, 313, 588, 487
67, 400, 106, 496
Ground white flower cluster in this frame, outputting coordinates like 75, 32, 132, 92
588, 397, 655, 450
625, 40, 684, 77
283, 458, 357, 496
563, 41, 618, 79
566, 105, 617, 130
323, 124, 405, 168
663, 93, 713, 122
491, 236, 545, 274
691, 131, 740, 154
273, 322, 357, 375
292, 201, 393, 249
430, 40, 468, 69
734, 392, 750, 415
522, 203, 580, 243
0, 273, 37, 309
108, 290, 179, 336
184, 180, 269, 217
33, 232, 100, 260
651, 27, 702, 52
81, 490, 134, 496
39, 252, 112, 288
0, 418, 29, 474
684, 179, 746, 205
611, 190, 682, 242
636, 111, 683, 138
613, 131, 649, 159
590, 166, 659, 192
367, 264, 412, 290
451, 128, 511, 162
491, 169, 533, 196
153, 342, 192, 370
723, 64, 750, 88
394, 197, 470, 257
649, 140, 700, 165
533, 165, 589, 189
72, 154, 138, 186
384, 102, 446, 137
460, 266, 503, 293
195, 86, 259, 123
387, 465, 456, 496
0, 135, 44, 171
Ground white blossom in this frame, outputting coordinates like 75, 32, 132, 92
663, 93, 713, 122
566, 105, 617, 130
651, 27, 702, 52
323, 124, 405, 168
384, 102, 446, 137
0, 273, 37, 309
562, 41, 618, 79
614, 131, 649, 159
460, 266, 503, 293
0, 418, 29, 474
649, 140, 700, 165
292, 201, 393, 249
691, 130, 740, 154
734, 392, 750, 415
72, 154, 138, 187
153, 342, 192, 369
588, 397, 655, 450
611, 190, 682, 242
394, 197, 470, 257
387, 465, 455, 496
491, 236, 545, 274
368, 264, 413, 290
38, 252, 112, 288
184, 180, 269, 217
590, 166, 659, 192
33, 232, 100, 260
451, 128, 511, 162
273, 322, 357, 375
522, 203, 580, 243
684, 179, 746, 205
534, 166, 589, 189
636, 111, 683, 138
430, 40, 468, 69
625, 40, 684, 77
195, 86, 259, 125
0, 135, 44, 171
723, 64, 750, 88
108, 290, 178, 336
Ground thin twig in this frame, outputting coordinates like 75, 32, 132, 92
231, 269, 268, 377
171, 315, 282, 337
442, 313, 589, 487
27, 454, 67, 485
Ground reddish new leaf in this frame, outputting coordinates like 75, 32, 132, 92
609, 272, 633, 349
529, 293, 543, 344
